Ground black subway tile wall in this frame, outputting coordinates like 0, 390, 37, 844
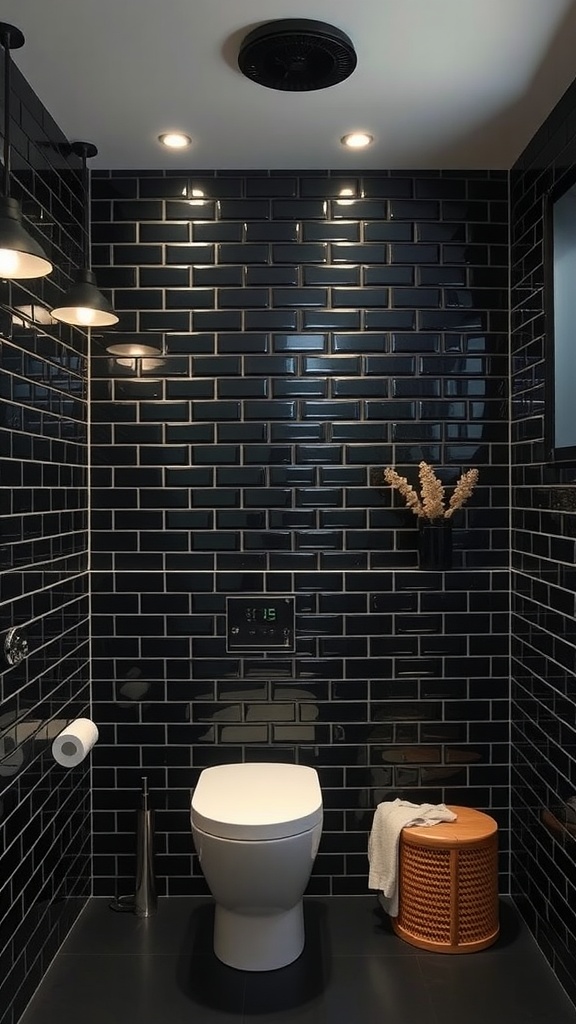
511, 78, 576, 1005
0, 60, 90, 1024
90, 169, 510, 899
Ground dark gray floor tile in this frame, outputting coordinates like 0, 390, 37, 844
15, 897, 576, 1024
60, 896, 212, 956
418, 950, 576, 1024
484, 897, 545, 956
18, 953, 246, 1024
323, 955, 438, 1024
322, 895, 420, 956
244, 977, 326, 1024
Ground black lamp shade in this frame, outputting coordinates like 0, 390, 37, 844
51, 268, 119, 327
0, 196, 52, 279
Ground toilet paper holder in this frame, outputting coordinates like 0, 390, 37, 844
109, 777, 157, 918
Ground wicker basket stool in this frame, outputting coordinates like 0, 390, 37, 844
392, 805, 499, 953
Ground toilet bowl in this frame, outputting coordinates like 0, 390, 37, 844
191, 762, 323, 971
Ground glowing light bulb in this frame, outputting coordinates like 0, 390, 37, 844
0, 249, 20, 276
74, 307, 97, 326
158, 132, 191, 149
341, 132, 373, 150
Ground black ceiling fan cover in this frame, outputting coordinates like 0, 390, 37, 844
238, 19, 357, 92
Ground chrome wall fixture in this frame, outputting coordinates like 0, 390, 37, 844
0, 22, 53, 280
51, 141, 118, 327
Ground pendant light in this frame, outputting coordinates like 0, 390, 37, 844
0, 23, 52, 280
51, 141, 118, 327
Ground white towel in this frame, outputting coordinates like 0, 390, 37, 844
368, 798, 457, 917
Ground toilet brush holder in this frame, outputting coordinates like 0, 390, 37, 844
109, 776, 158, 917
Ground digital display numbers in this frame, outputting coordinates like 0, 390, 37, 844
226, 597, 295, 652
245, 607, 277, 622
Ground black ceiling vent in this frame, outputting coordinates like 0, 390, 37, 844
238, 19, 357, 92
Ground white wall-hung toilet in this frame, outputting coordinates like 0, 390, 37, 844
190, 762, 323, 971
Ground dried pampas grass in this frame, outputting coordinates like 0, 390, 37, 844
384, 462, 478, 520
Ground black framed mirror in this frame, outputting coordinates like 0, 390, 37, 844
545, 166, 576, 463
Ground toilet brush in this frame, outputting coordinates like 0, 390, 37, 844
109, 776, 157, 917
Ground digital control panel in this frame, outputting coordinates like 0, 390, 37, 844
226, 597, 295, 652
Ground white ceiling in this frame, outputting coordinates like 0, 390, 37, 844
3, 0, 576, 170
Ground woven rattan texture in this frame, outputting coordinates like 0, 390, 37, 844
457, 844, 499, 944
394, 824, 499, 952
397, 845, 452, 943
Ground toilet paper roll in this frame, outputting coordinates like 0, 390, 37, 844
52, 718, 99, 767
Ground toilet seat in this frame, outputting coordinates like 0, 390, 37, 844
191, 762, 322, 840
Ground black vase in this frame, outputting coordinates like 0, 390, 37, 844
418, 519, 452, 570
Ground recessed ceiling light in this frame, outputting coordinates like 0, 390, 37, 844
158, 132, 192, 150
341, 132, 373, 150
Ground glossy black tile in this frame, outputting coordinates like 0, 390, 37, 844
273, 287, 327, 307
246, 266, 298, 286
245, 311, 298, 330
168, 199, 218, 220
303, 222, 360, 242
273, 379, 328, 398
164, 243, 215, 264
113, 199, 163, 220
273, 243, 327, 263
141, 222, 190, 242
217, 379, 268, 398
272, 199, 326, 218
191, 309, 241, 332
219, 198, 270, 219
193, 222, 242, 242
0, 72, 93, 1024
242, 218, 295, 237
300, 176, 358, 197
217, 421, 266, 442
218, 243, 268, 263
390, 199, 440, 219
113, 243, 163, 264
80, 169, 515, 963
244, 400, 296, 420
219, 288, 269, 308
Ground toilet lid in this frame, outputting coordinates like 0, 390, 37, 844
191, 762, 323, 840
